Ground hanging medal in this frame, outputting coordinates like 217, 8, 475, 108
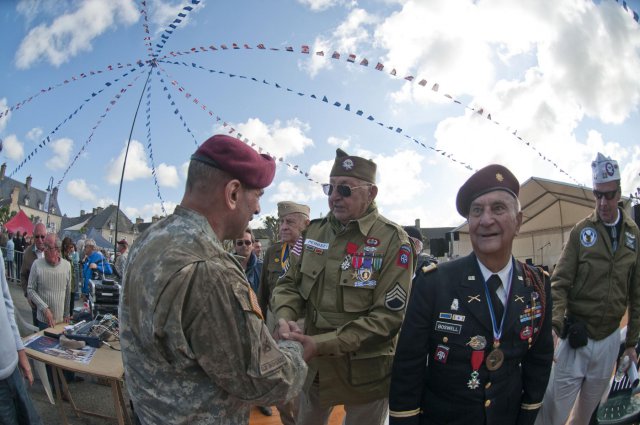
468, 350, 485, 389
342, 243, 358, 270
482, 263, 514, 371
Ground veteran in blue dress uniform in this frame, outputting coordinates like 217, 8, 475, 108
389, 164, 554, 425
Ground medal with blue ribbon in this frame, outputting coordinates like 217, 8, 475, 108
482, 260, 514, 371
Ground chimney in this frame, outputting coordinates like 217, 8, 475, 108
135, 217, 144, 225
152, 215, 160, 223
92, 208, 97, 215
0, 163, 5, 180
80, 209, 85, 216
52, 187, 58, 200
26, 175, 32, 191
96, 207, 104, 214
415, 218, 421, 229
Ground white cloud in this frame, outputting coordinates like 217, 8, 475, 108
15, 0, 139, 69
3, 135, 25, 161
0, 98, 10, 133
233, 117, 314, 159
124, 201, 178, 222
150, 0, 205, 34
105, 140, 152, 184
370, 149, 428, 208
45, 137, 73, 170
180, 161, 189, 179
156, 163, 180, 187
67, 179, 96, 202
297, 0, 353, 12
97, 197, 117, 208
327, 136, 351, 150
26, 127, 43, 141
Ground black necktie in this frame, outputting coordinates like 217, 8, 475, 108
487, 274, 504, 320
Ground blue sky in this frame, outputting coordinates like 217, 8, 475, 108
0, 0, 639, 229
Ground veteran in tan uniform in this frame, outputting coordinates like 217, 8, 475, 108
257, 200, 310, 425
273, 149, 414, 425
258, 201, 310, 329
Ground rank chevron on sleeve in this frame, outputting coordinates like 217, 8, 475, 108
385, 283, 407, 311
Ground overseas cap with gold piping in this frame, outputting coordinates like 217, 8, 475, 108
277, 201, 310, 218
591, 152, 620, 184
456, 164, 519, 217
329, 149, 377, 184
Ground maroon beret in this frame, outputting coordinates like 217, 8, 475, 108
117, 239, 128, 247
456, 164, 519, 217
191, 134, 276, 189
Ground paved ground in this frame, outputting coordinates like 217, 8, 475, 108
9, 279, 132, 425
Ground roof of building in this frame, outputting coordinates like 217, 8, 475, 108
0, 175, 61, 216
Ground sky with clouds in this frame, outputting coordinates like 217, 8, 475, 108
0, 0, 639, 231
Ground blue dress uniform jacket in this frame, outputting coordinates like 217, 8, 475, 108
389, 254, 553, 425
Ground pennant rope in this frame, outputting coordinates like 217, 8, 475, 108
158, 43, 580, 183
56, 73, 143, 188
159, 59, 477, 172
616, 0, 640, 23
156, 72, 199, 147
0, 61, 148, 120
9, 66, 144, 177
139, 1, 155, 60
157, 65, 322, 185
153, 0, 202, 58
142, 73, 167, 214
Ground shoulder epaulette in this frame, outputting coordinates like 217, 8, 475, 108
421, 263, 437, 274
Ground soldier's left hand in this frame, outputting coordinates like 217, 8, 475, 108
281, 332, 317, 362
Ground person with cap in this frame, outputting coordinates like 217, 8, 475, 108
389, 164, 553, 425
273, 148, 414, 425
535, 153, 640, 425
119, 134, 306, 425
114, 239, 128, 279
403, 225, 436, 277
257, 201, 310, 424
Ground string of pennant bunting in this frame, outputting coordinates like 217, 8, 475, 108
139, 0, 154, 60
0, 61, 148, 121
9, 66, 144, 178
159, 59, 478, 172
157, 65, 323, 185
156, 72, 199, 148
152, 0, 202, 58
143, 73, 167, 215
157, 43, 582, 183
55, 73, 143, 188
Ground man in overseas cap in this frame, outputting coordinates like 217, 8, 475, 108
120, 134, 307, 424
273, 149, 414, 425
536, 154, 640, 425
257, 200, 310, 424
390, 164, 553, 425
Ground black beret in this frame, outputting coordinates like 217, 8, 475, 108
403, 226, 423, 243
330, 149, 377, 184
456, 164, 519, 217
191, 134, 276, 189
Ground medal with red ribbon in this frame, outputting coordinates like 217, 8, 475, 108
468, 350, 485, 389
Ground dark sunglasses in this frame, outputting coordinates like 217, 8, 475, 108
236, 240, 252, 246
593, 189, 618, 200
33, 235, 46, 239
322, 183, 371, 197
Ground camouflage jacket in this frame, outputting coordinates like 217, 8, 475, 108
120, 206, 307, 424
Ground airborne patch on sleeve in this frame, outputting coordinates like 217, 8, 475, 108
385, 283, 407, 311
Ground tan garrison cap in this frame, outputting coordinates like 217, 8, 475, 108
277, 201, 310, 218
329, 149, 377, 184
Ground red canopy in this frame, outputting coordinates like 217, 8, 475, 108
4, 210, 34, 236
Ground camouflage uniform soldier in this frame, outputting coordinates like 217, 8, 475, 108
120, 135, 307, 425
273, 149, 414, 425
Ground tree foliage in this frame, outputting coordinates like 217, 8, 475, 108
263, 215, 279, 243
